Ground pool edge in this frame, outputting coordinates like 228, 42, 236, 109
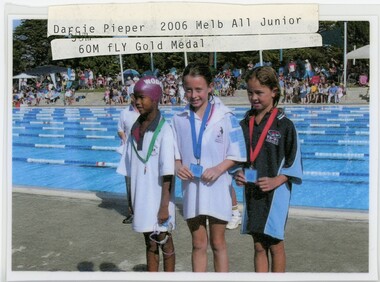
12, 185, 369, 222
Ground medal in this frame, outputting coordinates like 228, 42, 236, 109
189, 103, 212, 178
247, 108, 278, 182
132, 118, 165, 174
245, 168, 257, 183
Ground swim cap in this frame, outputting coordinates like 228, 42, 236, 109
133, 76, 162, 103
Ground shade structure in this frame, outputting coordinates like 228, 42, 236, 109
13, 73, 38, 79
25, 65, 67, 75
25, 65, 68, 89
13, 73, 38, 90
123, 69, 140, 77
346, 45, 370, 60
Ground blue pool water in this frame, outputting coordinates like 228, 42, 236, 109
12, 105, 370, 211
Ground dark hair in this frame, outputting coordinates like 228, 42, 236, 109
183, 62, 213, 85
182, 62, 214, 100
245, 66, 281, 107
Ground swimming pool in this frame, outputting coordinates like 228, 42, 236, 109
12, 105, 369, 211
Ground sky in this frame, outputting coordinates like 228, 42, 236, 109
13, 19, 21, 30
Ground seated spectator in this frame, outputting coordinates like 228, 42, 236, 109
44, 90, 53, 104
12, 89, 20, 107
121, 85, 129, 103
328, 82, 338, 103
50, 90, 60, 104
299, 82, 308, 104
316, 83, 323, 104
112, 86, 123, 104
97, 75, 105, 88
162, 85, 170, 104
36, 90, 43, 105
104, 87, 110, 105
65, 89, 77, 105
169, 85, 177, 104
309, 83, 318, 103
321, 83, 329, 104
36, 80, 42, 90
227, 79, 236, 96
18, 90, 26, 104
292, 78, 300, 95
70, 89, 77, 105
336, 83, 345, 103
284, 83, 294, 104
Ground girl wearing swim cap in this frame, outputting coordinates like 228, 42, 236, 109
171, 63, 246, 272
120, 76, 176, 272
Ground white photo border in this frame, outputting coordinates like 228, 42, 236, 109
1, 1, 379, 282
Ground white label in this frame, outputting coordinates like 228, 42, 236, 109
51, 34, 322, 60
47, 3, 319, 36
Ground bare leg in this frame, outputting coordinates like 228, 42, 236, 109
209, 217, 228, 272
143, 233, 159, 272
252, 234, 285, 272
122, 177, 133, 224
253, 240, 269, 272
161, 234, 175, 272
270, 240, 286, 272
187, 216, 208, 272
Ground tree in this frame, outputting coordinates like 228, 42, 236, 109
13, 19, 370, 78
13, 20, 56, 73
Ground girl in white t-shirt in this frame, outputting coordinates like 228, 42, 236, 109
117, 77, 176, 272
171, 63, 246, 272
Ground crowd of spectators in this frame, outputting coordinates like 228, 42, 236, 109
277, 58, 369, 104
12, 58, 369, 107
12, 76, 63, 107
12, 67, 122, 107
154, 67, 247, 106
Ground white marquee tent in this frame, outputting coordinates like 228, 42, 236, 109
12, 73, 38, 90
346, 44, 370, 60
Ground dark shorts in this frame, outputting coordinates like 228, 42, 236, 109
251, 233, 283, 247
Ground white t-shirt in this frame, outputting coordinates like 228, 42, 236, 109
116, 104, 140, 160
171, 97, 247, 222
117, 116, 176, 233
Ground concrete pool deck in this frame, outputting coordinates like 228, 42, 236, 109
10, 185, 371, 277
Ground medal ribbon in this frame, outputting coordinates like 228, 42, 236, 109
132, 117, 165, 165
190, 102, 212, 163
249, 108, 278, 165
